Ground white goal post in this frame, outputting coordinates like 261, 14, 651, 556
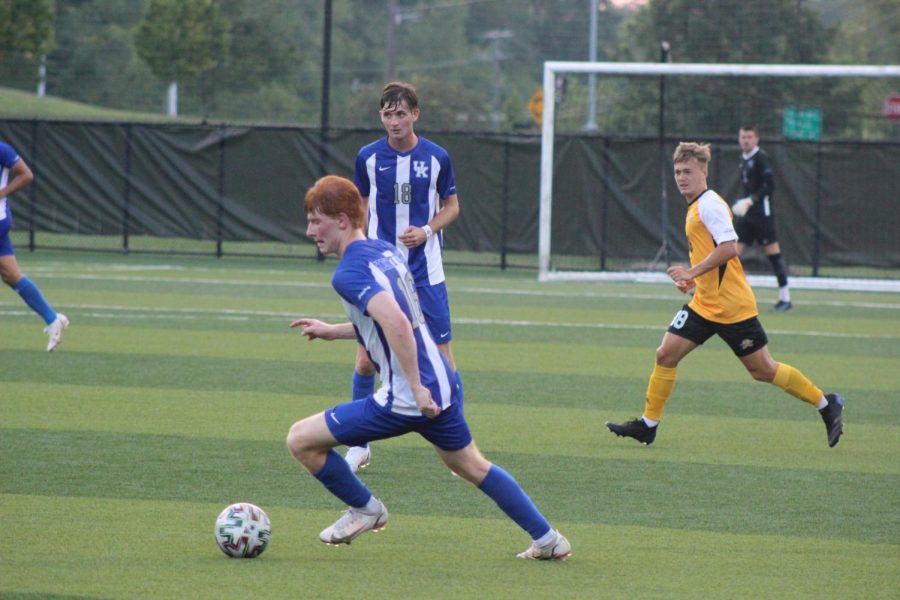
538, 61, 900, 291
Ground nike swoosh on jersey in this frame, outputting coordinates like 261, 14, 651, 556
330, 412, 341, 425
378, 166, 391, 171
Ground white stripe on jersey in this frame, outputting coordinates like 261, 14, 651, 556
419, 318, 452, 407
0, 166, 9, 220
394, 154, 411, 263
424, 154, 445, 286
364, 152, 379, 238
347, 253, 452, 416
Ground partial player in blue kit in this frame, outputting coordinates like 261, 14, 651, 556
286, 175, 569, 560
343, 81, 461, 472
0, 141, 68, 351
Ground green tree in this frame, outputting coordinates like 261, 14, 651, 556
828, 0, 900, 138
0, 0, 54, 60
600, 0, 838, 137
48, 0, 162, 112
134, 0, 229, 108
202, 0, 307, 120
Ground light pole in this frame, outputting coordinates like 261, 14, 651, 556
385, 2, 423, 82
483, 29, 512, 131
584, 0, 599, 131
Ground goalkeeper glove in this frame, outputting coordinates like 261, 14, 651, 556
731, 197, 753, 217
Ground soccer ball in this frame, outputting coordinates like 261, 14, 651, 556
214, 502, 272, 558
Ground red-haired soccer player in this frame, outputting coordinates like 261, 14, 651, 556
287, 175, 569, 559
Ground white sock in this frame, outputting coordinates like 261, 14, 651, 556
361, 496, 382, 514
779, 286, 791, 302
642, 416, 659, 427
815, 397, 827, 410
533, 528, 558, 547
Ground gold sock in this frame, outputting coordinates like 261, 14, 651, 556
772, 363, 823, 406
643, 364, 677, 421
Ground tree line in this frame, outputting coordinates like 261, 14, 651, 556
1, 0, 897, 138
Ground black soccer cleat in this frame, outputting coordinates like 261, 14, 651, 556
606, 418, 657, 445
819, 393, 844, 448
773, 300, 793, 312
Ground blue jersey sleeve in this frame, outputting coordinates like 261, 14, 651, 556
332, 262, 382, 314
0, 143, 20, 169
353, 151, 371, 198
437, 153, 457, 199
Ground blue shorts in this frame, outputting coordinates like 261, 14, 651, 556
417, 281, 452, 343
0, 215, 14, 256
324, 381, 472, 452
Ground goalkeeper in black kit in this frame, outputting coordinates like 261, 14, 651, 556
732, 125, 792, 311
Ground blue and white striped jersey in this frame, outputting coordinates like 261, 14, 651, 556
0, 142, 21, 221
353, 136, 457, 287
332, 238, 457, 416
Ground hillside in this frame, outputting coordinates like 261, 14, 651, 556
0, 86, 181, 122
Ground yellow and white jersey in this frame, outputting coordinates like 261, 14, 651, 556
685, 189, 758, 323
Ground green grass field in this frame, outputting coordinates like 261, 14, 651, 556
0, 86, 182, 122
1, 250, 897, 599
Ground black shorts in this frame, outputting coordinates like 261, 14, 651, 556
667, 304, 768, 357
734, 208, 777, 246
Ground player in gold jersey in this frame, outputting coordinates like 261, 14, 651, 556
606, 142, 843, 447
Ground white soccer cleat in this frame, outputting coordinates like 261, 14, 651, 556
319, 500, 389, 545
44, 314, 69, 352
516, 530, 572, 561
344, 446, 372, 473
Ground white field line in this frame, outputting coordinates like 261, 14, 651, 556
1, 303, 897, 340
28, 273, 332, 289
459, 287, 900, 310
14, 270, 900, 310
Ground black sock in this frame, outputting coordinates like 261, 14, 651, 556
768, 253, 788, 288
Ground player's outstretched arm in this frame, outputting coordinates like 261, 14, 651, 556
290, 318, 355, 341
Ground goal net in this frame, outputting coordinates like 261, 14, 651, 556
538, 62, 900, 291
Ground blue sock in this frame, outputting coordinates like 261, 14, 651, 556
11, 277, 57, 325
313, 449, 373, 509
352, 371, 375, 399
478, 464, 551, 540
351, 372, 375, 451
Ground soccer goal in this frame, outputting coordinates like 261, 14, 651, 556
538, 61, 900, 291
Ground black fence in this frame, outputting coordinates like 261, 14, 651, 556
1, 119, 898, 277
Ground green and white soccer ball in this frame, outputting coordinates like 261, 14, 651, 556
214, 502, 272, 558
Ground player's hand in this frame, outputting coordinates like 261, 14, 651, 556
412, 384, 441, 419
398, 226, 427, 248
731, 197, 753, 217
675, 279, 696, 294
290, 318, 331, 341
666, 265, 694, 285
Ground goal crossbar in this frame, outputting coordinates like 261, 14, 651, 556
538, 61, 900, 291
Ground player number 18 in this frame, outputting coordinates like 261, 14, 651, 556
393, 182, 412, 204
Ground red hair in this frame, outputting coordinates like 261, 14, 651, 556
304, 175, 365, 229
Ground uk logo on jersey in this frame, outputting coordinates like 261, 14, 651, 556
413, 160, 429, 178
